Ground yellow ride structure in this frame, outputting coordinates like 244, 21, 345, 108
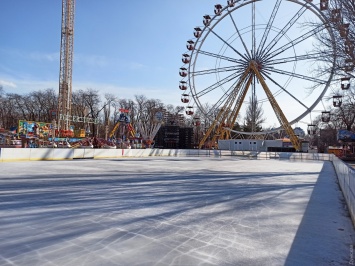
198, 61, 301, 151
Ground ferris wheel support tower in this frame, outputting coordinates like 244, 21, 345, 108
57, 0, 75, 132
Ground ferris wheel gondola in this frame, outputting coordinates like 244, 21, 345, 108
179, 0, 339, 150
333, 95, 342, 107
341, 77, 351, 90
185, 106, 194, 116
321, 111, 331, 123
307, 124, 317, 135
181, 94, 190, 103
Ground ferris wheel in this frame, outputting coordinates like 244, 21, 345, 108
179, 0, 339, 150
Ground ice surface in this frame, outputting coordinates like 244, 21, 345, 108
0, 157, 354, 265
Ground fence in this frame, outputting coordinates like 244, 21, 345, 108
332, 156, 355, 225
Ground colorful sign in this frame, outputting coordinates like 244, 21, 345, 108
18, 120, 53, 138
59, 114, 99, 124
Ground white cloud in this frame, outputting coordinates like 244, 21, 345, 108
0, 78, 57, 94
69, 52, 147, 71
129, 62, 145, 70
28, 52, 59, 62
74, 54, 109, 68
0, 79, 17, 89
72, 81, 180, 105
80, 81, 178, 105
0, 77, 181, 105
0, 48, 59, 63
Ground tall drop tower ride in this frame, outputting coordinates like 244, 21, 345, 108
57, 0, 75, 132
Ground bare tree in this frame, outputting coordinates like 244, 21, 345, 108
242, 96, 265, 132
29, 89, 57, 122
0, 85, 193, 141
102, 93, 116, 126
332, 87, 355, 130
79, 88, 106, 137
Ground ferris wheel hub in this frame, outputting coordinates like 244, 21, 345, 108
249, 60, 263, 72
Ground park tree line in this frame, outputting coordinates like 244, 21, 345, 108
0, 82, 268, 140
0, 85, 189, 138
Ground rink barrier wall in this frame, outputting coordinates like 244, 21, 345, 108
0, 148, 337, 162
332, 156, 355, 225
0, 148, 74, 162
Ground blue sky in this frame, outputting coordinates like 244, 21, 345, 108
0, 0, 218, 105
0, 1, 335, 132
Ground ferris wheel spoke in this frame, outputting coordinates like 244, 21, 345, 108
209, 28, 249, 61
263, 24, 326, 61
191, 66, 241, 76
256, 0, 282, 56
229, 75, 254, 126
228, 11, 251, 59
261, 71, 310, 110
203, 84, 238, 118
259, 5, 307, 59
207, 90, 232, 116
198, 50, 241, 64
194, 71, 243, 98
265, 67, 328, 84
208, 74, 250, 117
252, 1, 256, 58
266, 52, 324, 65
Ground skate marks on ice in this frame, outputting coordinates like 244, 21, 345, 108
0, 158, 353, 265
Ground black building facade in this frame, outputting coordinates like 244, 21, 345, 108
154, 126, 193, 149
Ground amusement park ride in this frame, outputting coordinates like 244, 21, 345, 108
52, 0, 160, 148
57, 0, 75, 136
179, 0, 353, 151
109, 109, 136, 140
136, 111, 163, 147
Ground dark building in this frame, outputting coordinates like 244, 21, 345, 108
179, 127, 193, 149
154, 126, 193, 149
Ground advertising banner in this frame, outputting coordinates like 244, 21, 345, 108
18, 120, 53, 138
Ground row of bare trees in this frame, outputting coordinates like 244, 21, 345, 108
0, 86, 188, 138
0, 86, 58, 130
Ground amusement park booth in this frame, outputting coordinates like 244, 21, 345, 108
336, 129, 355, 160
218, 139, 283, 152
218, 139, 309, 152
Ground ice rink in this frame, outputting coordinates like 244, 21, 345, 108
0, 157, 354, 265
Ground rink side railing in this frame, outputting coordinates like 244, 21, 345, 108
332, 156, 355, 225
1, 148, 354, 224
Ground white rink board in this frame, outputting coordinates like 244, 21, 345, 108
0, 148, 31, 162
0, 148, 336, 162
